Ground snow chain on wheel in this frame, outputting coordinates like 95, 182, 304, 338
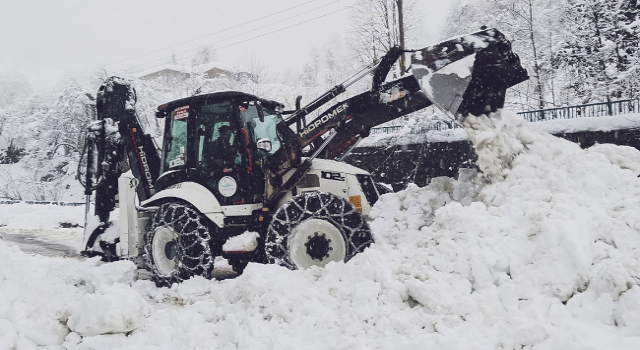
144, 202, 214, 286
265, 191, 373, 269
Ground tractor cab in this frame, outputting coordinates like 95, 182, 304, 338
154, 92, 287, 206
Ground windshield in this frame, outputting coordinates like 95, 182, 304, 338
161, 101, 242, 173
239, 104, 281, 158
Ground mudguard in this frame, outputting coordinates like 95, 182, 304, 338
141, 182, 226, 228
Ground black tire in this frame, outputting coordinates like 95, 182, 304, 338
265, 192, 373, 269
144, 202, 214, 286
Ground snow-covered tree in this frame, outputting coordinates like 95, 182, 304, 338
191, 45, 219, 66
555, 0, 640, 102
348, 0, 421, 71
442, 0, 639, 108
442, 0, 566, 110
0, 73, 32, 108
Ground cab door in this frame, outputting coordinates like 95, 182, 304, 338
194, 101, 259, 205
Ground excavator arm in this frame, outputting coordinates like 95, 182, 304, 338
80, 77, 160, 260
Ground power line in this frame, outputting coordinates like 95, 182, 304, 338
127, 1, 343, 74
33, 0, 343, 86
105, 0, 324, 67
130, 6, 351, 75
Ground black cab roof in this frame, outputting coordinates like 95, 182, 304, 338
156, 91, 285, 118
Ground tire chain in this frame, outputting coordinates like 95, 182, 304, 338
144, 202, 214, 286
265, 192, 373, 269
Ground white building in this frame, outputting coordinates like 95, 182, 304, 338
138, 62, 253, 83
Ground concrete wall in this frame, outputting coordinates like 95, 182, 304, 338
345, 128, 640, 191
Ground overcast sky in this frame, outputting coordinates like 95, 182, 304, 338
0, 0, 451, 90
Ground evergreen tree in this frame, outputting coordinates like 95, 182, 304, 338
442, 0, 639, 107
348, 0, 420, 68
556, 0, 639, 102
442, 0, 565, 110
614, 0, 640, 97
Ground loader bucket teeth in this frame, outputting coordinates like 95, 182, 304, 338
411, 28, 528, 121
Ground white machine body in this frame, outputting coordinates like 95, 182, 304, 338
117, 158, 378, 259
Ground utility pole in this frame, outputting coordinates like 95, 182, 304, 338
397, 0, 406, 75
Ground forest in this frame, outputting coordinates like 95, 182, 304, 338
0, 0, 638, 201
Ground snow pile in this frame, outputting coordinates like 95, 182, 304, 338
588, 143, 640, 174
1, 111, 639, 349
67, 283, 151, 337
222, 231, 260, 252
0, 243, 145, 348
458, 112, 640, 302
371, 168, 478, 245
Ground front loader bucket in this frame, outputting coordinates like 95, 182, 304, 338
411, 28, 528, 121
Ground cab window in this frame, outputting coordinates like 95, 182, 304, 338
163, 110, 188, 171
196, 102, 242, 168
239, 103, 281, 158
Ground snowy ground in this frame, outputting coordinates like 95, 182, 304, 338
0, 203, 85, 258
1, 111, 640, 349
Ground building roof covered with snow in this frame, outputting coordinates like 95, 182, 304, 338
137, 62, 251, 82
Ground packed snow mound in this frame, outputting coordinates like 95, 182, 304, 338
370, 168, 479, 245
462, 112, 640, 301
67, 283, 151, 337
588, 143, 640, 174
1, 111, 640, 349
0, 243, 142, 348
222, 231, 260, 252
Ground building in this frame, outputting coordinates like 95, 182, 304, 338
138, 62, 253, 82
137, 64, 190, 84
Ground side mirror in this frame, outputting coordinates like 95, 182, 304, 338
256, 138, 272, 153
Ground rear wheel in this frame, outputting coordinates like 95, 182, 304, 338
265, 192, 373, 269
144, 202, 215, 286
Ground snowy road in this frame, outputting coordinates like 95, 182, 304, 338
0, 229, 80, 258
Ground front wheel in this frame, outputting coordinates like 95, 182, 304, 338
144, 202, 215, 286
265, 192, 373, 269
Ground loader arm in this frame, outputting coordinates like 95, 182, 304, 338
267, 28, 527, 204
283, 28, 528, 161
80, 77, 160, 259
299, 75, 433, 159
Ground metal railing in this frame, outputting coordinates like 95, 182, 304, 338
369, 98, 639, 135
370, 126, 404, 134
518, 98, 640, 122
369, 120, 463, 135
